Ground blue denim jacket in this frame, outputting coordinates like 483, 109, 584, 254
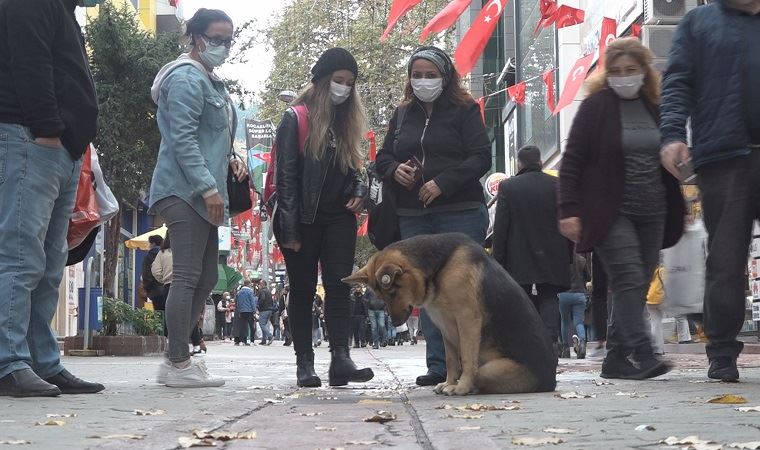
149, 59, 236, 223
235, 287, 258, 314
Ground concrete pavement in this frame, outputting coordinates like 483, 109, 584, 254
2, 341, 760, 449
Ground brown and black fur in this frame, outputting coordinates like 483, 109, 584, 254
343, 233, 557, 395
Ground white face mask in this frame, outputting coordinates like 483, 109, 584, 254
199, 37, 230, 68
330, 81, 352, 105
607, 74, 645, 99
411, 78, 444, 103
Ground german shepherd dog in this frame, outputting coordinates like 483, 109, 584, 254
343, 233, 557, 395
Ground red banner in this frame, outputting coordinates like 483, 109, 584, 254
507, 81, 526, 105
631, 23, 642, 38
420, 0, 473, 42
534, 0, 558, 35
453, 0, 507, 76
477, 96, 486, 123
542, 69, 555, 112
597, 17, 618, 71
381, 0, 423, 41
365, 130, 377, 161
554, 5, 585, 29
553, 53, 595, 115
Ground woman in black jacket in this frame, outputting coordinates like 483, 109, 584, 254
375, 46, 491, 387
273, 48, 372, 388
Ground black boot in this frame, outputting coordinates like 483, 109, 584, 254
0, 368, 60, 398
328, 346, 374, 387
296, 352, 321, 388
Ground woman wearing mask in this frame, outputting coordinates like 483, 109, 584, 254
375, 46, 491, 387
149, 8, 247, 388
558, 38, 685, 380
273, 48, 372, 388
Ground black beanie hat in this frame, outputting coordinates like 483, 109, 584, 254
311, 48, 358, 82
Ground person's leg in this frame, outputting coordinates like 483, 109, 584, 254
647, 304, 664, 355
282, 222, 321, 355
190, 226, 218, 339
536, 284, 561, 344
558, 293, 573, 347
591, 252, 609, 344
634, 216, 667, 356
319, 215, 356, 349
676, 316, 692, 343
571, 294, 587, 343
368, 310, 379, 345
259, 310, 273, 342
432, 205, 489, 244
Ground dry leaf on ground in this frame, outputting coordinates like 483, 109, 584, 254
736, 406, 760, 412
134, 409, 166, 416
459, 403, 520, 411
594, 380, 614, 386
363, 411, 396, 424
446, 413, 484, 419
345, 440, 379, 445
87, 434, 145, 440
264, 398, 283, 404
177, 437, 216, 448
317, 396, 338, 400
35, 420, 65, 426
358, 399, 392, 405
314, 426, 337, 432
543, 428, 577, 434
45, 413, 76, 418
456, 426, 482, 431
300, 412, 324, 416
729, 442, 760, 450
635, 425, 656, 432
707, 395, 748, 404
556, 391, 595, 399
660, 435, 721, 449
512, 436, 564, 446
0, 441, 30, 445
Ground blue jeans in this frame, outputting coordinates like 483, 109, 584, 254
0, 124, 82, 379
398, 204, 489, 377
368, 310, 386, 344
558, 292, 587, 345
386, 313, 397, 341
258, 310, 274, 341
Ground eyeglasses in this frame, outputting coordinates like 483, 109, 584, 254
202, 34, 234, 48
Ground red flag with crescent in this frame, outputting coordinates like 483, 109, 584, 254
534, 0, 558, 35
631, 23, 642, 38
507, 81, 526, 105
477, 96, 486, 123
420, 0, 473, 42
542, 69, 555, 111
381, 0, 423, 41
454, 0, 507, 76
553, 53, 595, 115
554, 5, 585, 29
597, 18, 618, 71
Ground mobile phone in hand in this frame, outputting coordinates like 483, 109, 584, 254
407, 156, 424, 184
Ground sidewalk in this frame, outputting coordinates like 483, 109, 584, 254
2, 341, 760, 449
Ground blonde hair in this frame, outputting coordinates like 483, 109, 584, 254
292, 76, 367, 173
585, 37, 661, 105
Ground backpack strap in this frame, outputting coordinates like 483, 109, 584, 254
392, 104, 408, 153
290, 104, 309, 154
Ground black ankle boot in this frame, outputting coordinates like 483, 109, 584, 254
296, 352, 321, 388
328, 346, 374, 387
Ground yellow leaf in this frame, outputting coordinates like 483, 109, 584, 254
512, 436, 564, 446
556, 391, 595, 399
707, 395, 748, 404
363, 411, 396, 423
177, 437, 216, 448
35, 420, 65, 426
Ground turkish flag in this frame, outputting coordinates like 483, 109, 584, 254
477, 96, 486, 123
357, 218, 368, 237
554, 5, 585, 29
597, 17, 618, 71
454, 0, 507, 76
420, 0, 473, 42
631, 23, 642, 38
507, 81, 526, 105
553, 52, 595, 115
365, 130, 377, 161
534, 0, 558, 35
254, 153, 272, 165
381, 0, 423, 41
542, 69, 555, 111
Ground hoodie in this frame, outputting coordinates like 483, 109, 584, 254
151, 54, 219, 104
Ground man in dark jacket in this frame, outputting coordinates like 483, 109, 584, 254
235, 281, 258, 346
365, 288, 387, 349
660, 0, 760, 382
257, 280, 275, 345
493, 145, 571, 352
141, 235, 164, 305
350, 287, 369, 348
0, 0, 103, 398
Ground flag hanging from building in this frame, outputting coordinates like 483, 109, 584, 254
542, 69, 555, 112
507, 81, 526, 105
381, 0, 423, 41
554, 5, 585, 29
534, 0, 558, 35
477, 96, 486, 123
631, 23, 642, 38
553, 52, 595, 115
454, 0, 507, 76
420, 0, 473, 42
597, 17, 618, 71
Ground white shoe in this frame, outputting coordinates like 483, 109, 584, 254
165, 359, 225, 388
156, 360, 171, 384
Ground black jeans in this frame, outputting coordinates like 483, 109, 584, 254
281, 213, 356, 355
594, 214, 665, 357
591, 252, 609, 341
520, 284, 562, 342
699, 151, 760, 360
236, 312, 257, 343
350, 316, 367, 345
190, 324, 203, 346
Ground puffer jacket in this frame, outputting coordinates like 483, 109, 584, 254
660, 0, 757, 169
273, 107, 367, 245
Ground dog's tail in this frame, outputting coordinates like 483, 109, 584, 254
475, 357, 546, 394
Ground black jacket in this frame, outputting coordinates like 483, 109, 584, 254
273, 108, 367, 245
364, 289, 385, 311
0, 0, 98, 160
375, 97, 491, 212
257, 287, 275, 312
660, 0, 759, 168
492, 166, 572, 289
351, 292, 368, 317
141, 247, 163, 299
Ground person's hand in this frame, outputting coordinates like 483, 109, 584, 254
559, 217, 582, 243
345, 196, 364, 213
282, 241, 301, 252
230, 158, 248, 181
34, 137, 63, 148
394, 163, 416, 189
419, 180, 442, 206
661, 141, 691, 180
204, 192, 225, 225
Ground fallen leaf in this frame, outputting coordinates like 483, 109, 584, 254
177, 437, 216, 448
35, 420, 65, 426
456, 426, 482, 431
707, 395, 747, 404
345, 440, 379, 445
134, 409, 166, 416
0, 441, 30, 445
736, 406, 760, 412
363, 411, 396, 424
512, 436, 564, 446
446, 413, 484, 419
615, 391, 647, 398
556, 391, 595, 399
45, 413, 76, 418
543, 428, 577, 434
594, 380, 614, 386
236, 432, 257, 440
192, 430, 255, 441
358, 399, 392, 405
314, 426, 337, 432
299, 412, 324, 416
689, 380, 709, 384
436, 404, 455, 410
264, 398, 283, 404
87, 435, 145, 440
317, 396, 338, 400
459, 403, 520, 412
635, 425, 656, 432
660, 435, 721, 449
730, 442, 760, 450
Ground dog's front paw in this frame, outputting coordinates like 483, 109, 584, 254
450, 382, 475, 396
434, 381, 455, 394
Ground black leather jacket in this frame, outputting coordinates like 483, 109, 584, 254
273, 108, 367, 245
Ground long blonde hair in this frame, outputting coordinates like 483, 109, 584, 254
292, 75, 366, 172
585, 37, 661, 105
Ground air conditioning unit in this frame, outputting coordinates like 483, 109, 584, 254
642, 25, 678, 60
644, 0, 699, 25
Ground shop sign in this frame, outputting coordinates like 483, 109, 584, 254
485, 173, 508, 199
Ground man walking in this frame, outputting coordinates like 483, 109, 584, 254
0, 0, 104, 397
235, 281, 257, 346
350, 287, 368, 348
365, 288, 387, 350
279, 285, 292, 346
257, 280, 275, 345
660, 0, 760, 382
493, 145, 572, 354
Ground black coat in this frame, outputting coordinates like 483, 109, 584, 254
492, 166, 572, 289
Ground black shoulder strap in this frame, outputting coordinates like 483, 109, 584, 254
392, 104, 408, 153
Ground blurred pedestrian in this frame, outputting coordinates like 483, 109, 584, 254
366, 288, 387, 349
224, 298, 235, 340
559, 254, 590, 359
375, 46, 491, 387
273, 48, 373, 388
151, 233, 173, 337
142, 235, 165, 308
257, 280, 275, 345
279, 286, 292, 346
235, 280, 257, 346
350, 287, 368, 348
646, 265, 667, 355
312, 295, 324, 348
558, 38, 685, 380
407, 308, 420, 345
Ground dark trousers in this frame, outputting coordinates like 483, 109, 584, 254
591, 252, 609, 341
699, 151, 760, 360
350, 316, 367, 345
190, 324, 202, 346
236, 312, 257, 343
271, 311, 281, 340
281, 213, 356, 355
594, 214, 665, 357
282, 317, 292, 343
520, 284, 562, 342
214, 313, 225, 338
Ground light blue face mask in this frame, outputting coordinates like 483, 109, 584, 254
78, 0, 104, 7
199, 37, 230, 68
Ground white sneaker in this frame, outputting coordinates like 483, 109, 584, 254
156, 360, 171, 384
165, 359, 225, 388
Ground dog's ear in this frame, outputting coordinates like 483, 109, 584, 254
342, 267, 370, 285
375, 263, 403, 289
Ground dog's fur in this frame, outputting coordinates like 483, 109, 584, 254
343, 233, 557, 395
